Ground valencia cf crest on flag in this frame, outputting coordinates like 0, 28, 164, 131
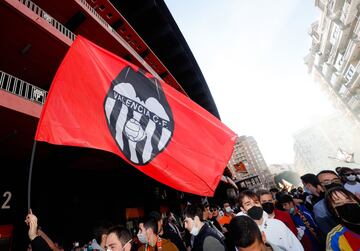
104, 67, 174, 165
35, 36, 236, 196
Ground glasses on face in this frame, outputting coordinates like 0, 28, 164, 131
321, 178, 342, 186
345, 173, 355, 176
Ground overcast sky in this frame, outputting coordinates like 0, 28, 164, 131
165, 0, 336, 165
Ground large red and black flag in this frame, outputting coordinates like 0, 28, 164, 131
35, 36, 236, 196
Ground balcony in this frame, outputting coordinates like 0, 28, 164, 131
331, 71, 343, 89
314, 52, 326, 67
348, 94, 360, 110
349, 72, 360, 91
329, 21, 352, 58
315, 0, 327, 10
343, 38, 360, 69
0, 71, 45, 118
322, 63, 336, 80
353, 16, 360, 36
340, 0, 358, 26
328, 0, 346, 17
309, 21, 320, 42
338, 84, 351, 101
2, 0, 186, 96
0, 70, 47, 105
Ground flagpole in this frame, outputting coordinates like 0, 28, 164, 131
27, 140, 37, 210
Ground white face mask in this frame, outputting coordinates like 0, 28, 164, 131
137, 232, 147, 244
347, 175, 356, 182
190, 226, 200, 236
225, 206, 232, 213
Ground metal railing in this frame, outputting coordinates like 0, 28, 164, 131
79, 0, 110, 29
0, 71, 48, 105
19, 0, 76, 41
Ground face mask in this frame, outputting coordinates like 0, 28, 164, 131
335, 203, 360, 234
261, 202, 274, 214
225, 206, 232, 213
247, 206, 263, 220
106, 240, 132, 251
190, 226, 200, 236
357, 174, 360, 180
289, 207, 295, 215
137, 232, 147, 244
347, 175, 356, 182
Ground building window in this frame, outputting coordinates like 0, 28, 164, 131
344, 64, 356, 83
330, 24, 341, 45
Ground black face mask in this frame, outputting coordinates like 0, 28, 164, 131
261, 202, 275, 214
324, 182, 343, 191
247, 206, 263, 220
336, 203, 360, 234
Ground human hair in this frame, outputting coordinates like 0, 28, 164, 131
325, 186, 360, 217
238, 190, 259, 207
148, 211, 161, 222
335, 167, 342, 174
229, 216, 263, 248
107, 225, 132, 246
316, 170, 340, 178
93, 223, 110, 244
144, 217, 158, 234
278, 194, 294, 204
300, 173, 320, 187
183, 203, 203, 221
338, 167, 354, 176
210, 204, 219, 210
257, 189, 272, 198
269, 187, 279, 193
137, 217, 146, 225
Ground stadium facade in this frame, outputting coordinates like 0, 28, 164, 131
0, 0, 231, 249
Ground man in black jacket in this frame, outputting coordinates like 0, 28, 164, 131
183, 204, 225, 251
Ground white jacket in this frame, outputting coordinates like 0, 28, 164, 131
258, 212, 304, 251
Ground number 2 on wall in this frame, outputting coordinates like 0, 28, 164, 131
1, 191, 11, 209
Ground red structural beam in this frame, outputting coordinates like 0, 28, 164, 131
0, 90, 41, 118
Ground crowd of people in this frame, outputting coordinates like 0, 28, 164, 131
25, 167, 360, 251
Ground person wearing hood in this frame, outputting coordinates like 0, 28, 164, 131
183, 204, 225, 251
238, 190, 303, 251
325, 186, 360, 250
